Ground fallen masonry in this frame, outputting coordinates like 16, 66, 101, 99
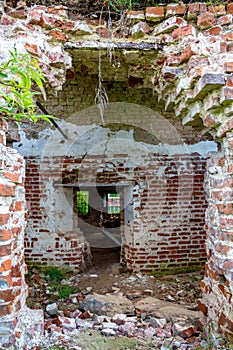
24, 267, 212, 349
29, 296, 202, 349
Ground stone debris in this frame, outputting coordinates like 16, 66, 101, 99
25, 268, 206, 349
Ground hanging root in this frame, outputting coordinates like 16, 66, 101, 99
94, 81, 109, 125
94, 5, 111, 125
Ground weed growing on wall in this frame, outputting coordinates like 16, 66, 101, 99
0, 48, 52, 123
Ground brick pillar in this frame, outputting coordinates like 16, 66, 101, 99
0, 119, 43, 349
199, 134, 233, 345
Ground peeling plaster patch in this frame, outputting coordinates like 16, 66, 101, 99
14, 123, 217, 158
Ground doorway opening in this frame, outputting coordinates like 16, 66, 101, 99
75, 184, 125, 268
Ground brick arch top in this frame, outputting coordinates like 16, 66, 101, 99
0, 2, 233, 140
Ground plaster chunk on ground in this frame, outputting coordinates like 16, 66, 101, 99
135, 297, 201, 323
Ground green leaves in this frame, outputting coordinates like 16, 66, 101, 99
0, 48, 52, 123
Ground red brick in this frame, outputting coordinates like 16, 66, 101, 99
221, 87, 233, 103
219, 313, 233, 331
3, 172, 20, 183
145, 7, 164, 21
1, 14, 17, 25
187, 3, 200, 18
0, 229, 13, 241
27, 9, 42, 24
0, 305, 13, 317
0, 243, 12, 257
222, 260, 233, 270
166, 4, 186, 17
227, 3, 233, 14
0, 184, 15, 196
1, 259, 11, 271
180, 45, 195, 63
96, 26, 108, 38
217, 14, 232, 26
11, 264, 21, 278
47, 6, 67, 17
39, 14, 56, 29
197, 12, 216, 29
227, 42, 233, 52
224, 62, 233, 73
223, 32, 233, 41
0, 214, 10, 225
127, 10, 145, 21
217, 204, 233, 215
172, 25, 196, 41
213, 178, 233, 188
215, 243, 230, 255
25, 43, 39, 56
0, 290, 14, 302
220, 41, 227, 52
197, 300, 208, 316
208, 5, 226, 16
49, 29, 68, 41
203, 114, 217, 128
15, 201, 23, 211
226, 74, 233, 87
204, 25, 222, 36
197, 4, 206, 13
58, 20, 75, 32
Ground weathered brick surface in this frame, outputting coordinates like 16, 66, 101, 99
199, 140, 233, 343
0, 122, 43, 348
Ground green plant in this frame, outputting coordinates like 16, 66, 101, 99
45, 266, 66, 283
0, 48, 52, 122
56, 284, 77, 299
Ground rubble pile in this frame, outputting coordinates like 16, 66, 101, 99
25, 266, 207, 349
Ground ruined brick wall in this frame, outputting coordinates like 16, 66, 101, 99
198, 136, 233, 344
24, 156, 91, 270
24, 151, 208, 273
0, 120, 43, 349
1, 1, 233, 345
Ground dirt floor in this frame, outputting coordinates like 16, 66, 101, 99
26, 248, 203, 313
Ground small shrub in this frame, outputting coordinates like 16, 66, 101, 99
45, 266, 66, 283
56, 284, 77, 300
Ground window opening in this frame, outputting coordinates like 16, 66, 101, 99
77, 191, 89, 215
108, 193, 120, 214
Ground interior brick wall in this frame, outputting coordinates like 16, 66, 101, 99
25, 153, 208, 274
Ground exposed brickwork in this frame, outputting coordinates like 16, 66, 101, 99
0, 121, 44, 349
199, 138, 233, 344
25, 153, 208, 274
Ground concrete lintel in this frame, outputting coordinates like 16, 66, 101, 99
64, 41, 161, 51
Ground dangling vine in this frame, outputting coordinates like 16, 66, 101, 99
94, 5, 113, 125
